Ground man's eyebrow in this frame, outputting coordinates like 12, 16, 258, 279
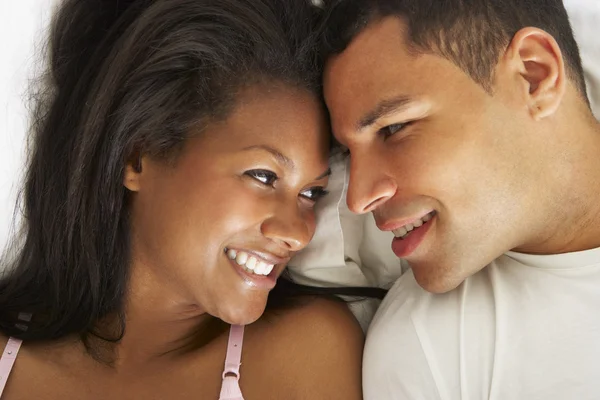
357, 95, 413, 132
241, 145, 294, 169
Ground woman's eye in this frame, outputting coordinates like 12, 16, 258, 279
379, 122, 409, 139
300, 187, 329, 202
245, 170, 278, 186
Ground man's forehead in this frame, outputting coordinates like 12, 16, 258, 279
324, 18, 416, 137
324, 17, 410, 87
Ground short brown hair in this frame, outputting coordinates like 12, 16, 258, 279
321, 0, 588, 100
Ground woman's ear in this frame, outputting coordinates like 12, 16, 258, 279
124, 153, 144, 192
505, 27, 567, 120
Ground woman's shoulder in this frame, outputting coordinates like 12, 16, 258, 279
246, 297, 364, 399
263, 296, 364, 343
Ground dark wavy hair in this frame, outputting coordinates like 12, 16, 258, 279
0, 0, 385, 344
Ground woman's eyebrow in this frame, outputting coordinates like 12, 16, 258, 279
315, 168, 332, 180
241, 145, 294, 169
241, 145, 329, 180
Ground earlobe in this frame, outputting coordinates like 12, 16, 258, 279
509, 27, 566, 120
123, 154, 143, 192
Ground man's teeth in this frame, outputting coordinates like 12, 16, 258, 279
226, 249, 275, 276
392, 212, 434, 239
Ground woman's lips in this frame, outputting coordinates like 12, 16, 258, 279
225, 248, 282, 290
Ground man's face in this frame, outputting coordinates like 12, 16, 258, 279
324, 17, 544, 293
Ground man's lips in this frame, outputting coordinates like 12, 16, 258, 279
376, 210, 436, 232
390, 212, 436, 258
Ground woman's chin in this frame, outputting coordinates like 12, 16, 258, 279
218, 300, 267, 326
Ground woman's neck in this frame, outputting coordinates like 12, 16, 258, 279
92, 260, 226, 369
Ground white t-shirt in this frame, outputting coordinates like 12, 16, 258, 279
363, 248, 600, 400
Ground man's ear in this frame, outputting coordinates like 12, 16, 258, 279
504, 27, 567, 120
124, 152, 144, 192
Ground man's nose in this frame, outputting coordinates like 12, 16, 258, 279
346, 154, 397, 214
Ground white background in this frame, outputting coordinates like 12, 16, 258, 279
0, 0, 59, 254
0, 0, 598, 255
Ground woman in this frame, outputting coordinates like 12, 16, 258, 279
0, 0, 364, 398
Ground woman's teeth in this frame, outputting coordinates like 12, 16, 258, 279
393, 212, 434, 239
226, 249, 275, 276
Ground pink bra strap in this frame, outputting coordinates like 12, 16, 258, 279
0, 337, 23, 396
219, 324, 245, 400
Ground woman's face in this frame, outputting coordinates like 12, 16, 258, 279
125, 85, 330, 324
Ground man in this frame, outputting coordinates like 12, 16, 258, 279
321, 0, 600, 398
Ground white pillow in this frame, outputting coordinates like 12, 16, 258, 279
288, 153, 403, 331
289, 152, 402, 289
564, 0, 600, 118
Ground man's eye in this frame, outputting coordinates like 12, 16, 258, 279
245, 170, 278, 186
379, 122, 409, 139
300, 187, 329, 202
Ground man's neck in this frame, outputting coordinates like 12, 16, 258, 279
516, 117, 600, 255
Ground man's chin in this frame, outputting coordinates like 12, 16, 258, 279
411, 264, 466, 294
